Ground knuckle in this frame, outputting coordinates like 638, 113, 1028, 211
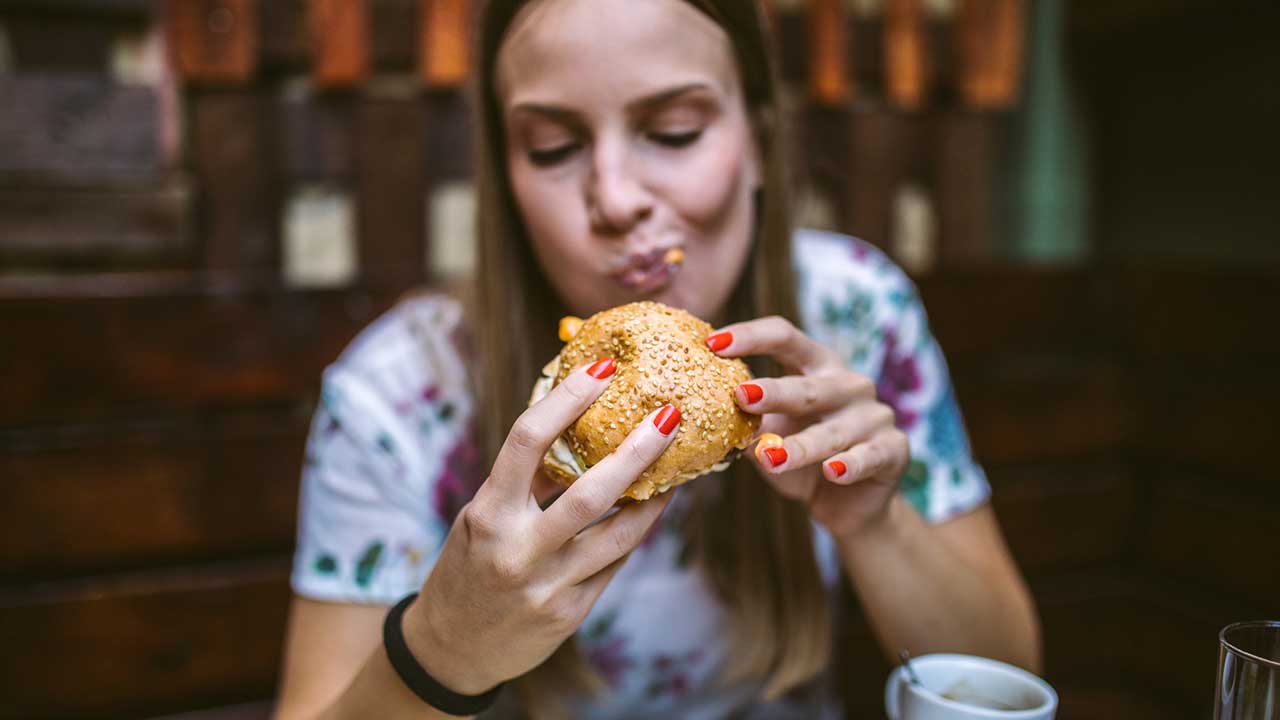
562, 488, 604, 524
802, 377, 821, 411
559, 375, 595, 405
490, 551, 529, 585
461, 501, 501, 539
507, 414, 544, 454
873, 403, 897, 428
850, 373, 876, 398
624, 436, 653, 468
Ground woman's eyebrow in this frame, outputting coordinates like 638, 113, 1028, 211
508, 83, 716, 123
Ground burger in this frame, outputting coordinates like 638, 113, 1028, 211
528, 301, 760, 501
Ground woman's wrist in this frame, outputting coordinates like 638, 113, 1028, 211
835, 493, 910, 552
401, 594, 502, 696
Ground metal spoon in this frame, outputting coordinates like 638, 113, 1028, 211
899, 649, 923, 686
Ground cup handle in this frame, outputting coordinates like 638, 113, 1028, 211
884, 667, 902, 720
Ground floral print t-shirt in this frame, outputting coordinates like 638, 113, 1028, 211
291, 229, 991, 718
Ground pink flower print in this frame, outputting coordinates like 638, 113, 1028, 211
586, 636, 634, 688
422, 385, 440, 403
432, 429, 484, 524
875, 329, 921, 430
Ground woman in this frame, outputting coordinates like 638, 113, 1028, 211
275, 1, 1040, 718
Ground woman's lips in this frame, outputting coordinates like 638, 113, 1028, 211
610, 248, 683, 293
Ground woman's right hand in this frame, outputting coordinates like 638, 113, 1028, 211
400, 358, 681, 695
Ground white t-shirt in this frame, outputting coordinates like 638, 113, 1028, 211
291, 230, 991, 718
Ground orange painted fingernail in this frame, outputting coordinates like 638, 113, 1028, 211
705, 331, 733, 352
654, 405, 681, 435
740, 383, 763, 404
586, 357, 616, 379
827, 459, 847, 478
762, 446, 788, 468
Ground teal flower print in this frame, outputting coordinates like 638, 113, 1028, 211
900, 459, 930, 516
313, 553, 338, 575
354, 541, 384, 588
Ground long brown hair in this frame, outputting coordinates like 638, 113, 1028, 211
469, 1, 831, 714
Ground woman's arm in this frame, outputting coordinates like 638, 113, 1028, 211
836, 497, 1042, 673
273, 597, 468, 720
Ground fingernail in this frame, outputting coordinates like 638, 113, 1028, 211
705, 331, 733, 353
586, 357, 616, 379
653, 405, 681, 436
827, 459, 847, 478
739, 383, 763, 405
762, 446, 788, 468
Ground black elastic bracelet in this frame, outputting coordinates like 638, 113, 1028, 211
383, 592, 504, 716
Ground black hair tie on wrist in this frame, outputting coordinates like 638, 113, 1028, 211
383, 592, 504, 716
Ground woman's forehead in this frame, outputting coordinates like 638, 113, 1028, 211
496, 0, 739, 108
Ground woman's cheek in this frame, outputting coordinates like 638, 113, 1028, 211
659, 135, 748, 228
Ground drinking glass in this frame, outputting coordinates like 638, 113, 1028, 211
1215, 620, 1280, 719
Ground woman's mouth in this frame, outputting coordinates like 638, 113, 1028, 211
610, 248, 684, 293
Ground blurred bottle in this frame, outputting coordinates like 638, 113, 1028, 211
1007, 0, 1089, 264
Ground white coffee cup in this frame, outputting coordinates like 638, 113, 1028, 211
884, 654, 1057, 720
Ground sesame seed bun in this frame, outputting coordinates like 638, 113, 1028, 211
528, 301, 760, 501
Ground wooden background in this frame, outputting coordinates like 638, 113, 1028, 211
1, 1, 1277, 718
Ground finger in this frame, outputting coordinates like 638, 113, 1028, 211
753, 403, 895, 474
561, 491, 673, 585
735, 372, 874, 418
486, 358, 617, 503
704, 316, 838, 373
537, 405, 682, 547
573, 552, 630, 609
822, 430, 911, 486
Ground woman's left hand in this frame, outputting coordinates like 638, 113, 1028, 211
705, 317, 910, 540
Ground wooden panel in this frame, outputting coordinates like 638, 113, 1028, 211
1034, 573, 1231, 716
957, 0, 1026, 109
308, 0, 370, 88
956, 358, 1133, 464
1135, 367, 1277, 473
189, 91, 280, 277
989, 462, 1136, 571
0, 74, 161, 185
0, 287, 400, 427
807, 0, 852, 105
884, 0, 928, 109
419, 0, 470, 87
933, 111, 1005, 264
0, 561, 290, 719
0, 13, 140, 72
1143, 476, 1280, 604
845, 107, 921, 252
260, 0, 417, 74
915, 268, 1103, 359
0, 183, 191, 267
1118, 267, 1280, 360
357, 97, 428, 286
166, 0, 259, 84
279, 91, 356, 182
0, 409, 307, 581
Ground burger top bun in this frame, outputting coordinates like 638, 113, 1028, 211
529, 301, 760, 501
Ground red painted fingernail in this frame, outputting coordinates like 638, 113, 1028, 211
705, 331, 733, 352
586, 357, 616, 379
653, 405, 681, 436
827, 459, 847, 478
740, 383, 763, 404
763, 446, 788, 468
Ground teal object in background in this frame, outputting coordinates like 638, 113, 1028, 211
1008, 0, 1090, 264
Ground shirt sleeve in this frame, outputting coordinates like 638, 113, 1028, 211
291, 297, 479, 604
868, 261, 992, 522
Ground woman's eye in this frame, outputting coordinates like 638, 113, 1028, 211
528, 143, 580, 167
648, 129, 702, 148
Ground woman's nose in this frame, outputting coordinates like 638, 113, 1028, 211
586, 146, 653, 235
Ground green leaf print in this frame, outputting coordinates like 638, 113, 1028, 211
583, 608, 618, 641
313, 553, 338, 575
354, 541, 385, 588
900, 459, 930, 516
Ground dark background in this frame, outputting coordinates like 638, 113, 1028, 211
1, 1, 1277, 718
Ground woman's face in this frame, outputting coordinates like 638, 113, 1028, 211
496, 0, 761, 322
